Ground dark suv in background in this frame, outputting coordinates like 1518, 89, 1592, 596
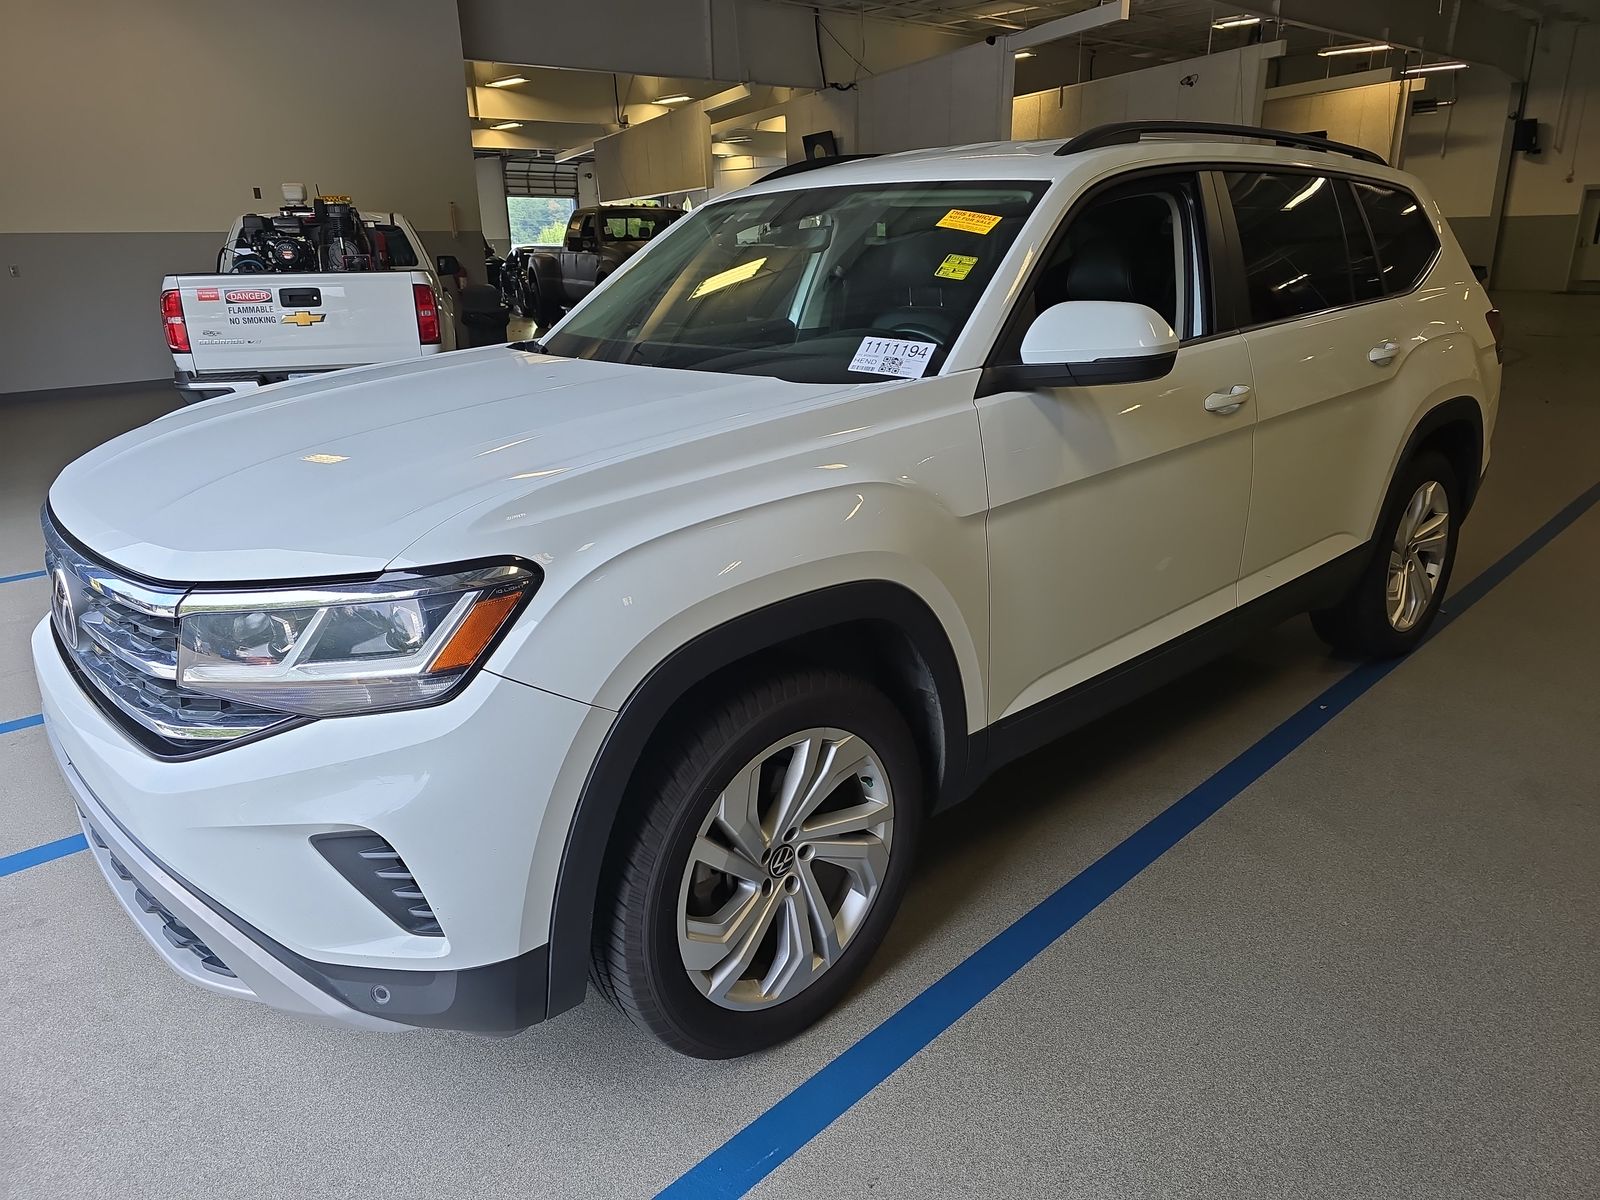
502, 204, 684, 327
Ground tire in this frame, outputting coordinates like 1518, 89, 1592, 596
528, 278, 561, 330
1311, 449, 1460, 658
593, 669, 924, 1058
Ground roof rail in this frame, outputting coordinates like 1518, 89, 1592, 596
761, 154, 880, 182
1055, 121, 1387, 167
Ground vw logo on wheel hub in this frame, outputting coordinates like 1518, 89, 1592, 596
50, 568, 79, 651
765, 843, 796, 878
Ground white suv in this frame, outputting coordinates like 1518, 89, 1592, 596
36, 122, 1500, 1057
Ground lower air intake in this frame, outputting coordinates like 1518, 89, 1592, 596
312, 831, 443, 937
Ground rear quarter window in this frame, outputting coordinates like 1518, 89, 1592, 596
1351, 182, 1441, 293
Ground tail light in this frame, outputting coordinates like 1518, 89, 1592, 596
1485, 308, 1503, 363
413, 283, 441, 346
161, 289, 190, 353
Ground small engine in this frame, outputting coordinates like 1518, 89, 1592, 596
228, 195, 375, 274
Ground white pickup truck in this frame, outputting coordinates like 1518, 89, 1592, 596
162, 206, 460, 402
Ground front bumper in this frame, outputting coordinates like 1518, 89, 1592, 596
33, 615, 608, 1032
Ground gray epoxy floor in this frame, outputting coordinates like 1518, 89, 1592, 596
1, 296, 1596, 1199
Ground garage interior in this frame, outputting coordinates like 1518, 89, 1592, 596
2, 1, 1598, 1197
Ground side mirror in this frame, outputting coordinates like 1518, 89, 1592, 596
436, 254, 462, 276
990, 301, 1179, 390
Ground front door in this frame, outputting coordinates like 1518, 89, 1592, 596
1578, 190, 1600, 282
979, 172, 1255, 723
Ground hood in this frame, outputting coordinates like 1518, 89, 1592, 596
49, 348, 850, 582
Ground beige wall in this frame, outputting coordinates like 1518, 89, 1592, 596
0, 0, 481, 392
1013, 42, 1283, 142
1263, 80, 1409, 164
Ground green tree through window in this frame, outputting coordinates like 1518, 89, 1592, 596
508, 196, 576, 246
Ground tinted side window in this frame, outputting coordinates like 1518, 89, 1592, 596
1352, 181, 1440, 293
1335, 181, 1384, 301
995, 172, 1207, 362
1225, 172, 1352, 323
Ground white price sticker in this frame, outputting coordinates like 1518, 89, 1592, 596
848, 337, 936, 379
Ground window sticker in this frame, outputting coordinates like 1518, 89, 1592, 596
934, 254, 979, 281
936, 209, 1003, 235
849, 337, 936, 379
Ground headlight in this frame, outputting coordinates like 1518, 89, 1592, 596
176, 562, 537, 717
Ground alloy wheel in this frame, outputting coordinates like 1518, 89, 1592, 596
676, 727, 894, 1011
1386, 480, 1450, 632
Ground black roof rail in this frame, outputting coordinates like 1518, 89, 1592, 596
1055, 120, 1387, 167
761, 154, 880, 182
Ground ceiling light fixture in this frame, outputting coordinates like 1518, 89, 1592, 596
1403, 60, 1469, 74
1317, 41, 1391, 57
654, 94, 692, 105
1211, 15, 1261, 29
1282, 175, 1327, 211
485, 75, 528, 88
1014, 49, 1035, 59
490, 122, 523, 131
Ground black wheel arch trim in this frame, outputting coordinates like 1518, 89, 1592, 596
1394, 395, 1486, 517
544, 579, 974, 1017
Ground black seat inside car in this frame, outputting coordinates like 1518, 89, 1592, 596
1033, 198, 1179, 328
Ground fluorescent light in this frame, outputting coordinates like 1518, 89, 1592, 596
1014, 49, 1035, 59
1403, 60, 1469, 74
654, 94, 692, 105
723, 135, 751, 143
1271, 272, 1309, 293
1211, 15, 1261, 29
1317, 41, 1391, 56
486, 75, 527, 88
490, 122, 522, 131
1283, 176, 1326, 210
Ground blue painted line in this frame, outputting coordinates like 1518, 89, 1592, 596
0, 833, 88, 879
660, 478, 1600, 1200
0, 713, 45, 737
0, 569, 46, 586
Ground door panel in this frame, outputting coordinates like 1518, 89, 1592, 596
1230, 172, 1446, 599
980, 335, 1255, 721
1579, 191, 1600, 282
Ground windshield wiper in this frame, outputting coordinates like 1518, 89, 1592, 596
507, 339, 547, 353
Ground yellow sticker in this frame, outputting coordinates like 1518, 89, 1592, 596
935, 254, 979, 281
318, 194, 352, 203
936, 209, 1003, 235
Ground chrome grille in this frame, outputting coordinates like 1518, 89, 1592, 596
43, 514, 292, 750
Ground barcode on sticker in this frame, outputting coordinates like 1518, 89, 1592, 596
849, 337, 936, 379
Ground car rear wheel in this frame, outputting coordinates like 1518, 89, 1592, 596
592, 669, 922, 1058
1312, 449, 1460, 657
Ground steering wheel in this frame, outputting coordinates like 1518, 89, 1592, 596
884, 321, 948, 344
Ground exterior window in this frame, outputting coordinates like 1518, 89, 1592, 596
995, 172, 1207, 362
1225, 172, 1352, 323
1336, 181, 1385, 302
1352, 181, 1441, 293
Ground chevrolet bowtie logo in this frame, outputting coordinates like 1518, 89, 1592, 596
281, 311, 326, 327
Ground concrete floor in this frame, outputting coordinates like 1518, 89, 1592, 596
1, 295, 1596, 1199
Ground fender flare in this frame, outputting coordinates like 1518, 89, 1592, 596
543, 580, 972, 1016
1390, 394, 1486, 517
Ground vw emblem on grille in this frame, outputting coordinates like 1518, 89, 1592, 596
765, 843, 796, 878
50, 568, 79, 651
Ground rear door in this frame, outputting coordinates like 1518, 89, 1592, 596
182, 273, 426, 374
560, 212, 601, 302
1226, 170, 1445, 601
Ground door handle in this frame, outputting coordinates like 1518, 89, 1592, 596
1369, 340, 1400, 366
1204, 384, 1252, 415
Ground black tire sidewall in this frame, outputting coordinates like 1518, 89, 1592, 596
1348, 449, 1462, 655
633, 678, 923, 1058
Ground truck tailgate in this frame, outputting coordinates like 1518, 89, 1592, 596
177, 273, 428, 374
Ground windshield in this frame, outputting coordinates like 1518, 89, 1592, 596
542, 180, 1047, 383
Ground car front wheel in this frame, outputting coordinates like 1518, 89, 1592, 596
593, 670, 923, 1058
